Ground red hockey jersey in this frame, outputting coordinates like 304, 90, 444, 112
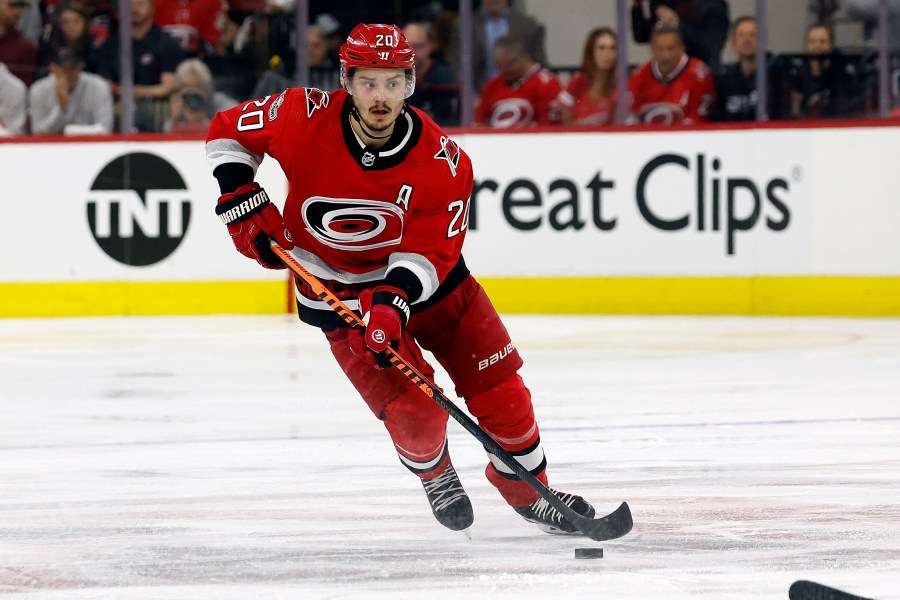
154, 0, 224, 55
627, 55, 715, 124
206, 88, 474, 328
474, 64, 570, 128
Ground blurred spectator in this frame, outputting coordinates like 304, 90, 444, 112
0, 60, 26, 135
631, 0, 729, 70
845, 0, 900, 50
94, 0, 183, 130
38, 0, 101, 74
153, 0, 225, 57
0, 0, 37, 84
781, 23, 870, 119
403, 20, 459, 126
627, 23, 715, 124
808, 0, 842, 28
711, 16, 764, 121
250, 21, 341, 99
474, 35, 568, 128
15, 0, 38, 44
166, 57, 235, 132
211, 0, 266, 101
562, 26, 619, 126
447, 0, 547, 92
314, 12, 341, 60
29, 45, 113, 134
306, 23, 339, 90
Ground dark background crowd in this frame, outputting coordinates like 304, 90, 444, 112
1, 0, 899, 136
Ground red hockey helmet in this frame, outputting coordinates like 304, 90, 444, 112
339, 23, 416, 99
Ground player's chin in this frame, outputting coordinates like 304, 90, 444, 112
367, 111, 396, 130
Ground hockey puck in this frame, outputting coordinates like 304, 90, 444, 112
574, 547, 604, 559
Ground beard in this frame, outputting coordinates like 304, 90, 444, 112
361, 105, 396, 132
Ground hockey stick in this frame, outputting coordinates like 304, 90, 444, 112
789, 580, 876, 600
270, 241, 633, 542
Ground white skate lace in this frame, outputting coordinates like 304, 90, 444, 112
422, 466, 468, 512
529, 491, 578, 524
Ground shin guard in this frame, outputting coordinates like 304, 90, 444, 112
466, 374, 547, 506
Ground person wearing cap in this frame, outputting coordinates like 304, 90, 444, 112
29, 45, 113, 134
0, 0, 37, 84
205, 23, 600, 537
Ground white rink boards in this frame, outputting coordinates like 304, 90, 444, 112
1, 314, 898, 599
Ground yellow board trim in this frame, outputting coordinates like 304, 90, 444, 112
2, 277, 899, 318
480, 276, 900, 317
0, 281, 291, 317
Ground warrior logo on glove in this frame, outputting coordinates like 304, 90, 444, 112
215, 182, 293, 269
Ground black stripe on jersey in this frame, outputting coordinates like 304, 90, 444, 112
341, 96, 423, 170
398, 440, 449, 476
295, 256, 470, 330
488, 456, 549, 481
507, 437, 542, 459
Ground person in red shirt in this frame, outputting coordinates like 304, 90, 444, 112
562, 26, 619, 126
153, 0, 223, 57
205, 23, 599, 536
627, 23, 715, 125
0, 0, 37, 84
474, 35, 570, 128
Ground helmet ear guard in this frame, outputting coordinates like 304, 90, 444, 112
339, 23, 416, 98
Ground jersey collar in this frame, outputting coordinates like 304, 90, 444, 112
651, 54, 689, 84
341, 96, 423, 170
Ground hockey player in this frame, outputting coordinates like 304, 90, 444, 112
206, 23, 595, 535
627, 23, 716, 125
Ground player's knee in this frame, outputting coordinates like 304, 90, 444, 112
465, 374, 535, 430
382, 389, 449, 453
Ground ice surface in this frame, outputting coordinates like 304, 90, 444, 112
1, 315, 898, 599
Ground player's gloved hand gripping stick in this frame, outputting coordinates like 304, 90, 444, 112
348, 286, 410, 369
269, 239, 633, 542
216, 183, 293, 269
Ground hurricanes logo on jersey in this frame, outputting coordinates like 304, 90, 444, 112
490, 98, 535, 128
301, 197, 404, 251
638, 102, 686, 125
306, 88, 329, 117
434, 136, 460, 177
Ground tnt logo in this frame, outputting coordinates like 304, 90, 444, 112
86, 152, 191, 266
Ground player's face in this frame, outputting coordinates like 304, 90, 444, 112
650, 32, 684, 76
592, 33, 617, 71
732, 20, 757, 61
348, 68, 407, 132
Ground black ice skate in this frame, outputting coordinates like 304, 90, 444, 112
514, 490, 596, 535
421, 463, 474, 532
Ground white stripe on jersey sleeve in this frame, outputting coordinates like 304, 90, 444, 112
205, 139, 264, 174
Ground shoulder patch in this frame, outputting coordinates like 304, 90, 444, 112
434, 135, 461, 177
306, 88, 330, 117
268, 90, 286, 121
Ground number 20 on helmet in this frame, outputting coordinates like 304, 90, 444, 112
339, 23, 416, 99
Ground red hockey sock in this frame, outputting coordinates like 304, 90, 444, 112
466, 374, 547, 506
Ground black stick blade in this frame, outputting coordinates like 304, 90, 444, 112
789, 580, 875, 600
575, 501, 633, 542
